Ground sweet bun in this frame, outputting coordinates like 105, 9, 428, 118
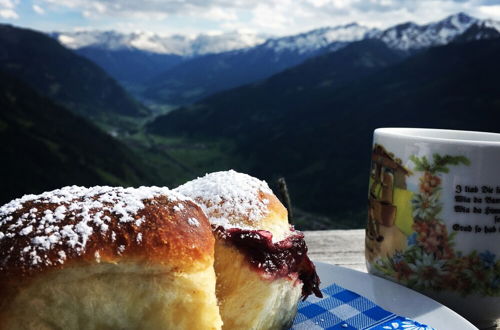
0, 186, 222, 330
176, 170, 321, 330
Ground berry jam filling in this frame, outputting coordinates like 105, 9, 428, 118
215, 226, 322, 299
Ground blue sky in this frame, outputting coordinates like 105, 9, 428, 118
1, 0, 500, 36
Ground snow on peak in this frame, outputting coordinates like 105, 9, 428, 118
52, 30, 267, 56
374, 12, 481, 51
52, 13, 500, 57
189, 31, 267, 56
264, 23, 379, 54
53, 30, 132, 51
483, 19, 500, 32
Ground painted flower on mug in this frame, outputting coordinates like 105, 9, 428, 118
408, 251, 448, 289
419, 172, 441, 194
392, 251, 405, 263
394, 260, 413, 281
413, 220, 454, 259
411, 193, 440, 220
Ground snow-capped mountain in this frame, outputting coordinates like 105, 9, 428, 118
481, 18, 500, 35
263, 23, 379, 54
51, 12, 500, 107
52, 30, 267, 56
141, 12, 500, 106
53, 23, 378, 58
52, 23, 376, 57
374, 12, 483, 51
53, 12, 500, 59
141, 23, 379, 105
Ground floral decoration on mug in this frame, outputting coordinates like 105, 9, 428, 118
366, 144, 500, 296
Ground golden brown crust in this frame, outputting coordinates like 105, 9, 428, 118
0, 188, 214, 279
259, 191, 288, 229
0, 187, 216, 327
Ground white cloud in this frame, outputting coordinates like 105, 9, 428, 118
477, 4, 500, 18
202, 7, 238, 21
37, 0, 500, 35
0, 0, 18, 19
42, 0, 253, 18
0, 0, 16, 8
251, 3, 293, 31
33, 4, 45, 14
0, 8, 17, 18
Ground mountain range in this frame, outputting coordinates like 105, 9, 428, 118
52, 30, 267, 56
50, 30, 268, 90
142, 23, 375, 105
147, 36, 500, 226
52, 12, 500, 106
373, 12, 485, 50
0, 24, 148, 121
142, 12, 499, 105
2, 12, 500, 229
54, 12, 493, 57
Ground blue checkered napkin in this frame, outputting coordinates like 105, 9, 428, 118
292, 283, 434, 330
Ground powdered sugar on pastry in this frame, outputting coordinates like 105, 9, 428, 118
175, 170, 272, 228
175, 170, 291, 242
0, 186, 189, 270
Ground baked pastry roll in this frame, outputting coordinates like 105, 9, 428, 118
0, 186, 222, 330
176, 170, 321, 330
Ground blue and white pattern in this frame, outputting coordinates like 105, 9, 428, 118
292, 283, 434, 330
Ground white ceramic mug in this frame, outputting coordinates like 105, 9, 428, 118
365, 128, 500, 328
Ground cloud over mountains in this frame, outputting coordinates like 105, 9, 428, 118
2, 0, 500, 35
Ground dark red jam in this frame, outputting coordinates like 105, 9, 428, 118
214, 226, 322, 299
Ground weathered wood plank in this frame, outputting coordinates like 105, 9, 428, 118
303, 229, 366, 272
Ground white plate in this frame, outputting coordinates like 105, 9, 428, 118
313, 262, 477, 330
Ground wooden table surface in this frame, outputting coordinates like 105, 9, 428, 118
304, 229, 366, 272
303, 229, 498, 330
